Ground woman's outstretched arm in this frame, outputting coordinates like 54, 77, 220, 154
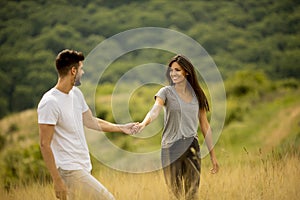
136, 97, 164, 133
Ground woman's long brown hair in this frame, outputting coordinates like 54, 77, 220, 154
166, 54, 210, 111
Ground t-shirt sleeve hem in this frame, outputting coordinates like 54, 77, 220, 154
38, 121, 56, 125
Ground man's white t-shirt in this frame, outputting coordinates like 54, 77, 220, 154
37, 87, 91, 171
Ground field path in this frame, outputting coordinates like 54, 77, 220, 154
262, 103, 300, 151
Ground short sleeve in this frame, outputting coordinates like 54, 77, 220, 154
82, 99, 89, 113
73, 87, 89, 113
155, 86, 168, 103
37, 97, 59, 125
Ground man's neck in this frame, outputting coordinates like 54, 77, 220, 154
55, 78, 73, 94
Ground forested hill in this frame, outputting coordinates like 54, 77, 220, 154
0, 0, 299, 118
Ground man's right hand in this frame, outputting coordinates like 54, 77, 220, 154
54, 178, 67, 200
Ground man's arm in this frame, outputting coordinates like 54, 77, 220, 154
39, 124, 67, 200
82, 109, 135, 134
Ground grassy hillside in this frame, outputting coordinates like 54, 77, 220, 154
0, 77, 299, 199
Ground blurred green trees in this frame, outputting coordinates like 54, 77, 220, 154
0, 0, 299, 118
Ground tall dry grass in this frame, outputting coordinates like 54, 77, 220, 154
1, 154, 299, 200
198, 155, 300, 200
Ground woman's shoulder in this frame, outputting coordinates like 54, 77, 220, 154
156, 86, 174, 99
159, 85, 173, 92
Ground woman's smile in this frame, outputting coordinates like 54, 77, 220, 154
170, 62, 187, 84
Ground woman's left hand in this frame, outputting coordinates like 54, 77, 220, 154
210, 159, 219, 174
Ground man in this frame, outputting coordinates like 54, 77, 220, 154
38, 49, 135, 200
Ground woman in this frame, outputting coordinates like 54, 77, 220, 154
135, 54, 219, 200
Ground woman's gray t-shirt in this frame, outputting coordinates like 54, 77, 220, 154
155, 86, 199, 148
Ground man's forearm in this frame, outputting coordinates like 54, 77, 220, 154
97, 118, 124, 132
83, 109, 125, 133
40, 145, 62, 182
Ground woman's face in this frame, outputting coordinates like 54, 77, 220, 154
169, 62, 188, 85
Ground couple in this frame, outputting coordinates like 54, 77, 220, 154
37, 49, 219, 200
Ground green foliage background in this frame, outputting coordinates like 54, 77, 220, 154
0, 0, 299, 118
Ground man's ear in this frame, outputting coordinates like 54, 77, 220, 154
71, 66, 77, 75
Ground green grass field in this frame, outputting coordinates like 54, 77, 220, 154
0, 82, 299, 200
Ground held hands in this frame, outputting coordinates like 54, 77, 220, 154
118, 123, 137, 135
119, 122, 146, 135
118, 122, 144, 135
134, 123, 146, 134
